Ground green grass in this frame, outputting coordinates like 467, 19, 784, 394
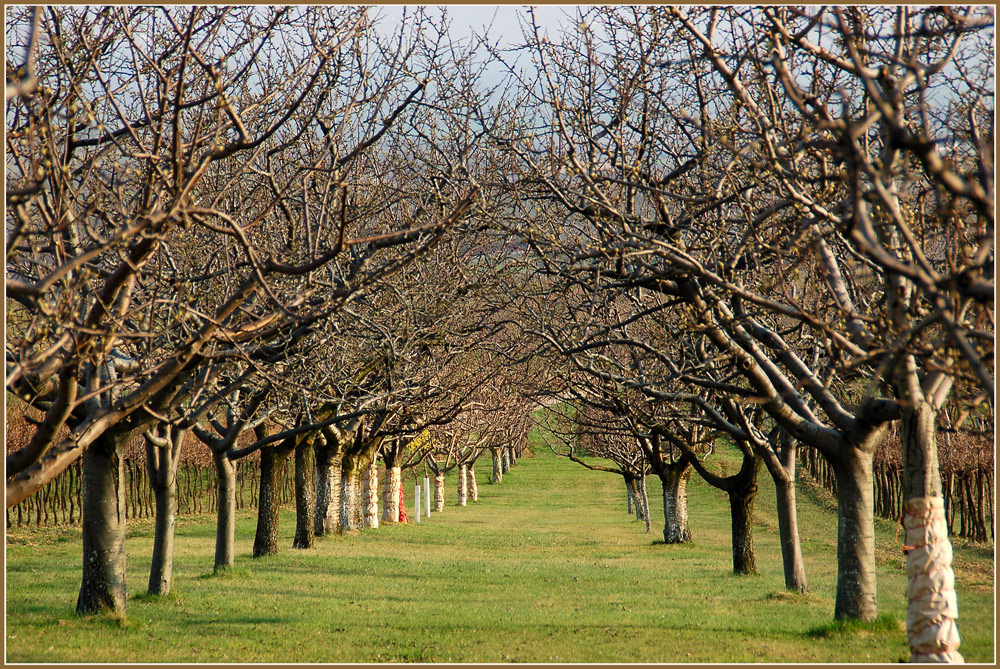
5, 444, 995, 663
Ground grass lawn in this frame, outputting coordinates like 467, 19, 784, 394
5, 437, 995, 663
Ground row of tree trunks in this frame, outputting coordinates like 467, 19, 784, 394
800, 448, 839, 497
6, 460, 84, 528
945, 469, 993, 542
491, 449, 503, 483
803, 453, 994, 543
623, 474, 651, 533
362, 461, 379, 528
637, 475, 650, 533
6, 457, 290, 529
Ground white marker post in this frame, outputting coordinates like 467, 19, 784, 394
424, 477, 431, 518
414, 484, 421, 523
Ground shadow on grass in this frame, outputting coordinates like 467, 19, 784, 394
178, 615, 289, 626
131, 591, 179, 604
74, 610, 135, 629
951, 539, 995, 560
196, 564, 254, 580
807, 613, 902, 639
765, 589, 821, 604
649, 540, 697, 547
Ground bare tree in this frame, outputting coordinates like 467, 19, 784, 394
495, 7, 991, 651
6, 6, 478, 614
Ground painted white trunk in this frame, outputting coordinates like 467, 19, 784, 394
639, 475, 651, 533
415, 485, 421, 523
661, 468, 692, 543
381, 466, 401, 523
424, 477, 431, 517
434, 473, 445, 512
340, 469, 361, 532
362, 461, 379, 529
457, 463, 468, 506
501, 449, 510, 474
468, 466, 478, 501
492, 450, 502, 483
904, 496, 963, 662
315, 456, 342, 535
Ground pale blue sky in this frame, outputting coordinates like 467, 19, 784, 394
372, 4, 581, 45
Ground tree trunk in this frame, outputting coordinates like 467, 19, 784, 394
659, 462, 692, 544
457, 463, 468, 506
147, 464, 178, 595
434, 473, 445, 511
253, 448, 287, 557
213, 451, 237, 571
468, 465, 478, 501
362, 460, 379, 528
501, 449, 510, 474
638, 475, 651, 533
774, 476, 808, 593
381, 466, 401, 523
77, 435, 127, 614
832, 449, 878, 621
146, 428, 184, 597
625, 476, 636, 515
899, 400, 963, 662
293, 438, 316, 549
315, 451, 342, 536
340, 462, 362, 532
491, 449, 502, 483
728, 479, 758, 576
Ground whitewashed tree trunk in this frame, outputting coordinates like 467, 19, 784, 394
899, 401, 962, 661
468, 466, 478, 501
491, 449, 503, 483
457, 463, 468, 506
315, 453, 342, 535
661, 465, 692, 543
423, 477, 431, 517
434, 473, 445, 511
340, 467, 361, 532
381, 466, 401, 523
362, 461, 379, 529
501, 449, 510, 474
415, 484, 421, 523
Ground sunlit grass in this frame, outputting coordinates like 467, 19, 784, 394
5, 441, 994, 663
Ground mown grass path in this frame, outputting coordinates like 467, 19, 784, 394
6, 446, 995, 662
